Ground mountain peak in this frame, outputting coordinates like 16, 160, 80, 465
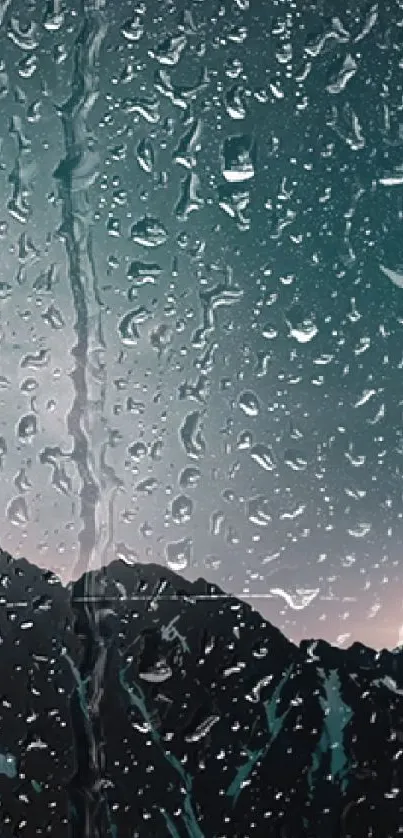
0, 548, 402, 836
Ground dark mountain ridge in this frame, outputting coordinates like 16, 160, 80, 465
0, 548, 401, 837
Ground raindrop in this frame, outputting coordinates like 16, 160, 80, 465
270, 587, 319, 610
250, 443, 275, 471
150, 33, 187, 66
175, 172, 204, 219
224, 84, 247, 120
127, 260, 162, 285
7, 18, 39, 51
210, 510, 225, 536
136, 478, 158, 495
238, 390, 260, 417
136, 138, 155, 173
284, 449, 308, 471
139, 662, 172, 683
150, 440, 163, 461
18, 54, 37, 79
0, 282, 12, 300
7, 495, 29, 526
20, 349, 50, 369
171, 494, 193, 523
150, 324, 172, 356
42, 304, 65, 330
247, 495, 271, 526
347, 522, 371, 538
221, 134, 255, 182
285, 305, 318, 343
128, 441, 147, 461
118, 310, 140, 345
20, 378, 39, 393
17, 413, 37, 441
115, 542, 139, 565
130, 215, 168, 248
122, 15, 144, 42
179, 411, 206, 458
165, 537, 192, 572
326, 53, 357, 94
173, 118, 202, 169
185, 714, 220, 743
237, 430, 253, 450
14, 468, 31, 493
43, 6, 64, 31
379, 264, 403, 289
179, 466, 201, 489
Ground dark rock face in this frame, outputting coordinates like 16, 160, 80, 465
0, 550, 80, 835
0, 549, 402, 837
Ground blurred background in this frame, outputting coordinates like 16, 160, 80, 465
0, 0, 402, 649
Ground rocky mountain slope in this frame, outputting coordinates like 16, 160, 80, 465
0, 548, 401, 837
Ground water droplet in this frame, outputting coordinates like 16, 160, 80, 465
224, 84, 247, 120
130, 215, 168, 248
128, 441, 147, 461
118, 310, 140, 345
42, 304, 65, 330
238, 390, 260, 417
136, 477, 158, 495
17, 413, 37, 441
284, 449, 308, 471
179, 466, 201, 489
185, 714, 220, 743
347, 522, 371, 538
139, 661, 172, 683
285, 305, 318, 343
0, 282, 12, 300
20, 378, 38, 394
237, 430, 253, 450
150, 440, 163, 461
326, 53, 357, 95
127, 260, 161, 285
270, 587, 319, 610
20, 349, 50, 369
250, 443, 275, 471
136, 137, 155, 173
165, 537, 192, 572
150, 324, 172, 355
221, 134, 255, 182
14, 468, 31, 492
210, 510, 225, 536
175, 172, 204, 219
18, 53, 37, 79
171, 494, 193, 523
122, 15, 144, 42
7, 495, 29, 526
179, 411, 206, 458
115, 542, 139, 564
151, 33, 187, 66
247, 495, 271, 526
379, 264, 403, 289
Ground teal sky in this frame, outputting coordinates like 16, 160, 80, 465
0, 0, 402, 650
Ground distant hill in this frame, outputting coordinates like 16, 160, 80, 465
0, 548, 401, 837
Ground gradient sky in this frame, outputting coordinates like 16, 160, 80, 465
0, 0, 402, 650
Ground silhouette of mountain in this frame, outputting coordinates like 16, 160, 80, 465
0, 548, 401, 837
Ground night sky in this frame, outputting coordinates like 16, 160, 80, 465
0, 0, 403, 650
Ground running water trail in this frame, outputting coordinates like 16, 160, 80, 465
53, 1, 117, 834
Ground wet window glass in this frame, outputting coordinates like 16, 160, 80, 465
0, 0, 402, 835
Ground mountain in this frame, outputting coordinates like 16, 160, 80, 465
0, 548, 401, 837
